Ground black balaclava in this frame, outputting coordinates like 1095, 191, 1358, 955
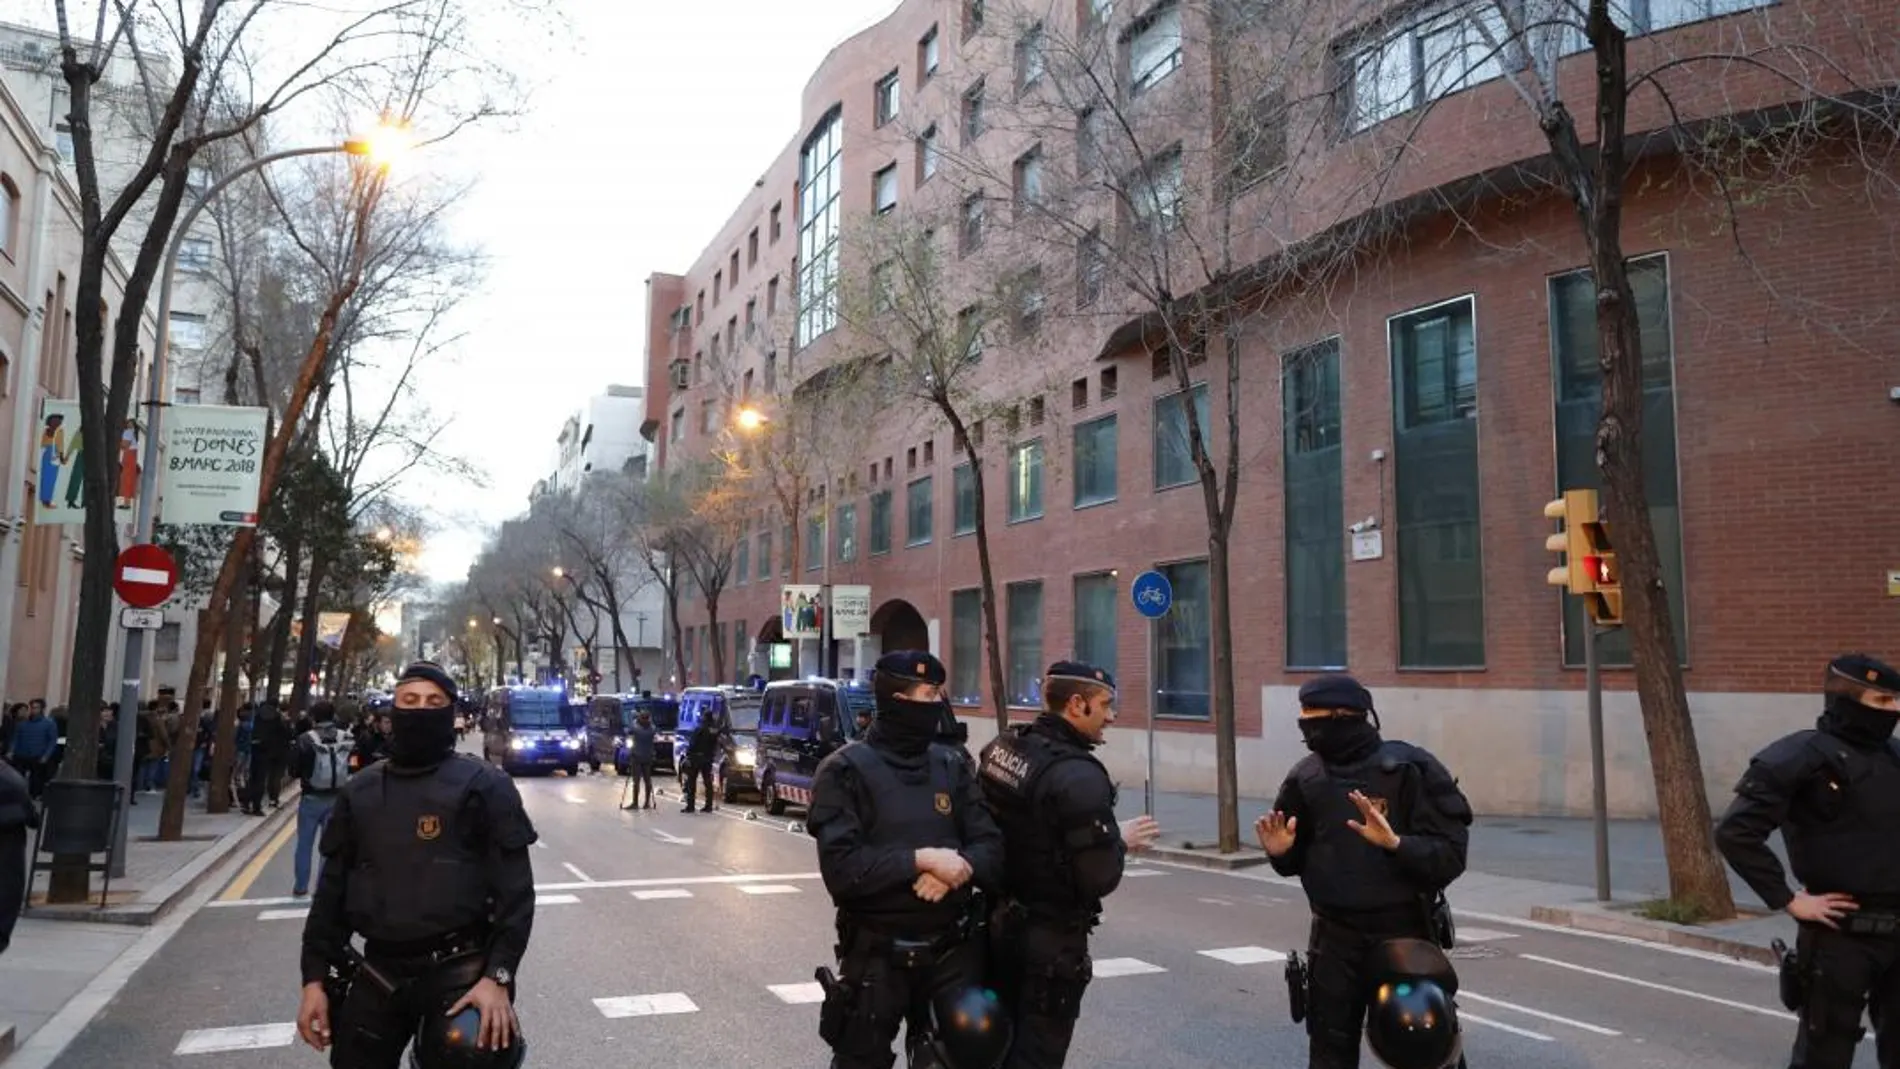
1818, 653, 1900, 750
869, 651, 949, 757
389, 661, 459, 768
1296, 673, 1384, 764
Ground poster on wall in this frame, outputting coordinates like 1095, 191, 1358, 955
831, 585, 872, 637
780, 584, 823, 639
33, 398, 142, 524
159, 405, 268, 525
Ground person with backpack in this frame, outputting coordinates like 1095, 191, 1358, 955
291, 701, 353, 897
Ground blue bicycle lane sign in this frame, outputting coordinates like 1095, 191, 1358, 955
1130, 570, 1173, 619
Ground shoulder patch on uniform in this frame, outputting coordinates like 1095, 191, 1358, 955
934, 791, 952, 815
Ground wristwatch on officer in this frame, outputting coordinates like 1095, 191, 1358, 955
486, 965, 513, 986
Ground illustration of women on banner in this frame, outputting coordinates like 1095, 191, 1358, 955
116, 419, 139, 509
37, 413, 66, 508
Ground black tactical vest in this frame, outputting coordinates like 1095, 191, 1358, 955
839, 741, 965, 927
1294, 740, 1432, 915
343, 756, 493, 943
1787, 734, 1900, 899
980, 724, 1108, 917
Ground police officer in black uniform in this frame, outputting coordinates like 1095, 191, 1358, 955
681, 701, 725, 813
809, 651, 1009, 1069
296, 661, 538, 1068
1715, 653, 1900, 1068
977, 661, 1160, 1068
1258, 674, 1471, 1069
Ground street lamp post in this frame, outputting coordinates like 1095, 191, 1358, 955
109, 136, 390, 875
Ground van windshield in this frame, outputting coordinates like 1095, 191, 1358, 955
727, 704, 760, 732
508, 692, 567, 728
840, 689, 875, 719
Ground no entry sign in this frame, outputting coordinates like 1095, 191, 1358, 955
114, 544, 178, 609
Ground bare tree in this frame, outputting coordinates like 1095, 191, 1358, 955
546, 480, 657, 692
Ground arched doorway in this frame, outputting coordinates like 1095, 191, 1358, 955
755, 617, 791, 681
870, 599, 929, 655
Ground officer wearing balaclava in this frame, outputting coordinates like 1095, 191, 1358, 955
806, 651, 1008, 1069
1256, 674, 1472, 1069
1717, 653, 1900, 1069
295, 661, 539, 1068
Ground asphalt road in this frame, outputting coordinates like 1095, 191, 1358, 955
46, 761, 1871, 1068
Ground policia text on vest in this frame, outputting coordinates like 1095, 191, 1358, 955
977, 660, 1160, 1069
298, 661, 539, 1069
1260, 674, 1473, 1069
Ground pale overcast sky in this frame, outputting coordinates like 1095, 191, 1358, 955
412, 0, 902, 584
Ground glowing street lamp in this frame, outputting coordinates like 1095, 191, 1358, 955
735, 406, 768, 432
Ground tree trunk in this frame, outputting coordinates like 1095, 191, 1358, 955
663, 583, 686, 686
1535, 2, 1734, 918
264, 535, 303, 700
783, 502, 804, 677
243, 545, 268, 691
197, 563, 249, 814
945, 412, 1009, 731
706, 593, 727, 684
1206, 536, 1240, 852
289, 548, 332, 714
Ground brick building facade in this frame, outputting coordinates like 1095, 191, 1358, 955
643, 0, 1900, 817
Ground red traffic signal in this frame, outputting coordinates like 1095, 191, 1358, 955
1582, 555, 1613, 585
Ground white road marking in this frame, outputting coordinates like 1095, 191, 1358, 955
1197, 897, 1232, 906
1460, 991, 1620, 1035
1092, 957, 1167, 978
632, 888, 694, 900
174, 1024, 298, 1055
564, 794, 588, 805
1459, 1011, 1553, 1042
533, 840, 550, 850
562, 862, 594, 883
595, 993, 699, 1018
1519, 953, 1794, 1020
206, 871, 827, 905
1197, 946, 1288, 966
653, 829, 695, 845
769, 982, 827, 1004
738, 884, 801, 895
536, 893, 581, 906
1122, 868, 1164, 877
1453, 927, 1519, 942
1450, 908, 1777, 973
208, 896, 306, 908
256, 908, 308, 922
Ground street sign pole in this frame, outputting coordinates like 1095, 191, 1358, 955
1584, 617, 1611, 903
108, 542, 179, 877
1145, 615, 1157, 817
1130, 570, 1174, 819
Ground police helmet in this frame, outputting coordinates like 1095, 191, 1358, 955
1364, 938, 1461, 1069
406, 1006, 526, 1069
916, 986, 1011, 1069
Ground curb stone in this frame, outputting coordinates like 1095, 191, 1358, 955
1528, 903, 1781, 966
25, 787, 301, 928
1147, 844, 1271, 871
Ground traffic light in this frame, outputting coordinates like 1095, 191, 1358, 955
1543, 488, 1622, 627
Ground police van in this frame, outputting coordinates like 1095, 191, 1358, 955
482, 685, 585, 775
755, 679, 873, 815
674, 686, 764, 803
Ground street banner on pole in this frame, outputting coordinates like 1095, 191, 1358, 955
317, 612, 352, 650
780, 584, 823, 639
159, 404, 268, 525
33, 398, 142, 524
831, 585, 872, 637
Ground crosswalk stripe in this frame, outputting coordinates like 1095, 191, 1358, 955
536, 894, 581, 906
1454, 927, 1519, 942
632, 888, 694, 900
1122, 868, 1165, 877
1092, 957, 1166, 978
257, 908, 308, 922
595, 993, 699, 1018
737, 884, 801, 895
1198, 946, 1287, 965
175, 1024, 297, 1054
768, 982, 827, 1004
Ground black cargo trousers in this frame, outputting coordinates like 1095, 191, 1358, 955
327, 943, 518, 1069
988, 904, 1093, 1069
1790, 918, 1900, 1068
1305, 912, 1466, 1069
823, 919, 985, 1069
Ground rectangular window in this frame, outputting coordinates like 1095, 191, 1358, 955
1551, 255, 1687, 666
1342, 3, 1508, 133
701, 399, 720, 433
1073, 414, 1117, 507
154, 621, 181, 661
1283, 339, 1347, 669
1006, 581, 1044, 706
748, 228, 759, 265
920, 26, 940, 82
757, 530, 773, 580
1227, 89, 1288, 192
178, 237, 214, 272
714, 270, 723, 304
964, 0, 985, 40
1128, 148, 1183, 233
875, 70, 901, 126
953, 463, 978, 535
669, 409, 684, 443
797, 112, 843, 348
1077, 106, 1106, 173
1013, 145, 1045, 213
1128, 3, 1183, 93
906, 476, 933, 546
873, 164, 898, 215
1007, 440, 1044, 522
770, 202, 782, 242
1076, 227, 1106, 306
1391, 296, 1485, 668
1073, 573, 1118, 679
835, 502, 858, 562
767, 276, 779, 318
870, 489, 894, 554
963, 79, 987, 144
1014, 267, 1043, 338
1016, 23, 1046, 90
956, 305, 984, 361
1153, 382, 1209, 490
168, 312, 208, 349
1154, 559, 1209, 718
918, 124, 941, 182
806, 514, 825, 571
960, 194, 985, 254
951, 588, 982, 703
735, 535, 750, 586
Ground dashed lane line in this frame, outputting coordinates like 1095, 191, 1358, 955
594, 993, 699, 1018
1458, 991, 1621, 1036
206, 870, 826, 907
632, 888, 694, 900
769, 982, 827, 1004
562, 862, 594, 883
256, 908, 309, 922
1518, 954, 1793, 1021
174, 1024, 297, 1055
1459, 1011, 1553, 1042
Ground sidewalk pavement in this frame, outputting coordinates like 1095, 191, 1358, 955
1, 787, 299, 1059
1117, 788, 1796, 966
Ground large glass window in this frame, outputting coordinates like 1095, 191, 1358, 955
907, 476, 934, 546
796, 109, 843, 348
1073, 573, 1117, 678
1390, 297, 1485, 668
1284, 339, 1347, 669
870, 489, 893, 554
1006, 580, 1044, 706
805, 514, 825, 571
1153, 383, 1209, 490
1550, 255, 1687, 666
757, 530, 773, 580
1154, 559, 1209, 718
1008, 441, 1044, 522
1129, 2, 1183, 93
835, 503, 858, 563
1073, 414, 1117, 507
953, 464, 977, 535
735, 536, 750, 586
951, 588, 983, 704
